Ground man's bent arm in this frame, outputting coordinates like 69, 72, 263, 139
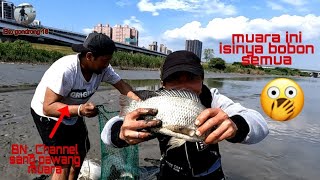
112, 79, 140, 101
43, 88, 79, 117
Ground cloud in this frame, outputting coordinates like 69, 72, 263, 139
116, 0, 133, 7
137, 0, 236, 16
281, 0, 305, 6
82, 28, 93, 34
123, 16, 145, 32
162, 14, 320, 69
267, 1, 285, 11
267, 0, 309, 12
163, 14, 320, 41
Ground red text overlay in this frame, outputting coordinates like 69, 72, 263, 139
219, 31, 315, 65
2, 28, 49, 36
9, 144, 80, 174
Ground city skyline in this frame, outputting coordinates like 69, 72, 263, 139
147, 41, 171, 54
93, 23, 171, 54
94, 23, 139, 46
3, 0, 320, 70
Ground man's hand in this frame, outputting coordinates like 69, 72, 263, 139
119, 108, 161, 145
79, 102, 98, 118
127, 91, 141, 101
195, 108, 238, 144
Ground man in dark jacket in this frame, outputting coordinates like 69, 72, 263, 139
101, 50, 269, 179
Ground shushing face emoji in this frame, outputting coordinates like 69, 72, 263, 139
260, 78, 304, 121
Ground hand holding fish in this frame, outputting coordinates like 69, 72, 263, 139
195, 108, 238, 144
119, 108, 161, 145
79, 102, 98, 117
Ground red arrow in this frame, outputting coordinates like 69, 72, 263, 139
49, 106, 70, 139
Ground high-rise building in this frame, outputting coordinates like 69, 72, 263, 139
148, 41, 158, 51
93, 24, 139, 46
94, 23, 112, 38
127, 26, 138, 46
185, 40, 202, 59
0, 0, 14, 20
112, 24, 138, 46
160, 44, 167, 54
167, 49, 172, 54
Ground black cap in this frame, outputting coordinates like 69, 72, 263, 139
71, 32, 116, 55
161, 50, 204, 81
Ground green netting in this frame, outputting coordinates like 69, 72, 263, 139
97, 105, 140, 180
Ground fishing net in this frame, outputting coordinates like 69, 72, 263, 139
97, 105, 140, 180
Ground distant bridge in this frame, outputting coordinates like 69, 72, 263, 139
298, 69, 320, 77
308, 72, 320, 78
0, 18, 167, 57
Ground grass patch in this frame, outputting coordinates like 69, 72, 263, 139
32, 43, 74, 55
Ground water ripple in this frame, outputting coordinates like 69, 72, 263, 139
268, 120, 320, 144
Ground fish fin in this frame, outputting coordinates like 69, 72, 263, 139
167, 137, 186, 151
155, 89, 200, 102
133, 90, 158, 100
165, 125, 196, 136
119, 95, 138, 117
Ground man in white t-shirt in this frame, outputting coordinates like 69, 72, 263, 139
30, 32, 140, 180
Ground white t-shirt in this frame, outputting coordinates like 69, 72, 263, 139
31, 54, 121, 125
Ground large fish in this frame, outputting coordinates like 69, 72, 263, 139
119, 89, 207, 150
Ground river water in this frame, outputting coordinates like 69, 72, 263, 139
0, 63, 319, 179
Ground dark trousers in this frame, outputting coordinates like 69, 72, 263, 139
31, 108, 90, 167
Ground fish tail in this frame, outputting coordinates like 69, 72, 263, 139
167, 137, 186, 151
119, 95, 138, 117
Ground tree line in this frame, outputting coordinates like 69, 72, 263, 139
0, 41, 310, 77
0, 40, 165, 68
203, 48, 310, 76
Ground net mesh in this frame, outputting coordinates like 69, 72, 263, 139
97, 105, 140, 180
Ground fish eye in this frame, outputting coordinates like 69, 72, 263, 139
285, 86, 297, 98
267, 86, 280, 99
